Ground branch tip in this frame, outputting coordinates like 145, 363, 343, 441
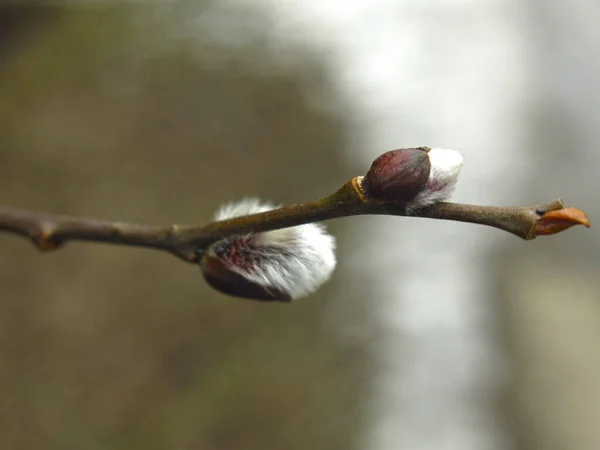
535, 207, 591, 237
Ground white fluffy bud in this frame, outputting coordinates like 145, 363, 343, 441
410, 148, 463, 208
201, 199, 336, 302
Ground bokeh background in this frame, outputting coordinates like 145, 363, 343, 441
0, 1, 598, 449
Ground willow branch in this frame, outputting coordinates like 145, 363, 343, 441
0, 177, 590, 263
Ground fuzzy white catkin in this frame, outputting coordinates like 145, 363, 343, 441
410, 148, 464, 208
206, 199, 337, 300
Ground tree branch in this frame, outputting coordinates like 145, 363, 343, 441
0, 177, 590, 264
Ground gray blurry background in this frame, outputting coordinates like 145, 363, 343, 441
0, 1, 597, 450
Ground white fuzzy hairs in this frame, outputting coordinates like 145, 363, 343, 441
205, 199, 337, 300
410, 148, 464, 208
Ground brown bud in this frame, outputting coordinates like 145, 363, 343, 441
362, 148, 431, 202
201, 256, 292, 302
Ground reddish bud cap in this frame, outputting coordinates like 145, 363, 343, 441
201, 256, 292, 302
362, 148, 432, 202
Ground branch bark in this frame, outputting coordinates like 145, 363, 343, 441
0, 177, 590, 263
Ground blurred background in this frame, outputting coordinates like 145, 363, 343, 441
0, 1, 598, 449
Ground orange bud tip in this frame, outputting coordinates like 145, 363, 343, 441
535, 207, 590, 236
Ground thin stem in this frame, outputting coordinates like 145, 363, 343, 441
407, 200, 566, 239
0, 206, 177, 252
0, 178, 589, 263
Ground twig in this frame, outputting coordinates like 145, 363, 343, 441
0, 177, 590, 263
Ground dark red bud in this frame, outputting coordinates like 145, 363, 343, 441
201, 256, 292, 302
362, 148, 431, 202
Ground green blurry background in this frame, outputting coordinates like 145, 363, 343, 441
0, 4, 367, 449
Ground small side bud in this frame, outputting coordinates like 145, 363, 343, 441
361, 147, 464, 210
362, 148, 431, 202
200, 199, 336, 302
